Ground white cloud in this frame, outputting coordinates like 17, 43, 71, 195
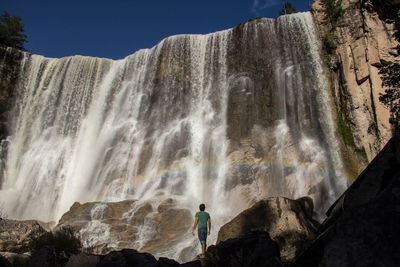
251, 0, 280, 16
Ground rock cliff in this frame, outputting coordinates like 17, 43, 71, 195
292, 127, 400, 266
311, 0, 400, 177
0, 47, 23, 188
216, 197, 319, 263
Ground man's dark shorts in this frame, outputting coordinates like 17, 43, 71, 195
198, 227, 207, 243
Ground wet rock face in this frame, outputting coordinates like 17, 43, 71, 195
0, 47, 23, 140
57, 198, 192, 256
293, 128, 400, 266
202, 230, 282, 267
0, 47, 23, 188
0, 219, 47, 253
217, 197, 319, 263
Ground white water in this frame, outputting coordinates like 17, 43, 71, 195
0, 12, 347, 260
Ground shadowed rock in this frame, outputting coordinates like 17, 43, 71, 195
202, 230, 282, 267
217, 197, 319, 263
0, 252, 29, 267
292, 128, 400, 266
0, 219, 47, 253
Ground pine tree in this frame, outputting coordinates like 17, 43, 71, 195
279, 2, 297, 15
0, 11, 27, 50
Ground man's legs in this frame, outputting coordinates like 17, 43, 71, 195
198, 228, 207, 255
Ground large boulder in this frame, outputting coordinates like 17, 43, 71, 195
293, 128, 400, 266
0, 252, 30, 267
57, 198, 192, 256
94, 249, 201, 267
0, 219, 47, 253
217, 197, 319, 263
202, 230, 282, 267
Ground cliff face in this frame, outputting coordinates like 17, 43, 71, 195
311, 0, 400, 169
0, 47, 23, 187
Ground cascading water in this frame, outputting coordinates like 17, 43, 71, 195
0, 12, 348, 260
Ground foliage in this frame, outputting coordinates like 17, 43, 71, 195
368, 120, 378, 134
29, 227, 82, 256
323, 32, 337, 55
0, 11, 27, 50
337, 113, 354, 146
320, 0, 342, 64
321, 0, 343, 26
248, 17, 262, 22
379, 63, 400, 127
279, 2, 297, 15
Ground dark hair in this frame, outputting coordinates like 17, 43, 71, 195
199, 204, 205, 211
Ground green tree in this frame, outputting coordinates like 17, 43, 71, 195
379, 63, 400, 128
0, 11, 27, 50
279, 2, 297, 15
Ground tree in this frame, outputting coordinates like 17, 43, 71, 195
379, 63, 400, 128
0, 11, 27, 50
279, 2, 297, 15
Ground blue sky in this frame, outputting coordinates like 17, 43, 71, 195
2, 0, 311, 59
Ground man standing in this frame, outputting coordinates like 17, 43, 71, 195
192, 203, 211, 256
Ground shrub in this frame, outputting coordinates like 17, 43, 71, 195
29, 227, 82, 256
321, 0, 343, 26
279, 2, 297, 15
323, 32, 337, 55
379, 63, 400, 128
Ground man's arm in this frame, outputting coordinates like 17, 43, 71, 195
192, 217, 199, 236
208, 218, 211, 235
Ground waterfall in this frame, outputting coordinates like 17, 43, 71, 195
0, 12, 348, 259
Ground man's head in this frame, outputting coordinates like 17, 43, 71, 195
199, 203, 205, 211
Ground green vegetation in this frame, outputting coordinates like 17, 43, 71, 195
0, 11, 27, 50
323, 32, 337, 55
279, 2, 297, 15
378, 63, 400, 128
337, 112, 354, 146
248, 17, 262, 22
320, 0, 343, 65
321, 0, 343, 26
29, 228, 82, 256
368, 120, 378, 134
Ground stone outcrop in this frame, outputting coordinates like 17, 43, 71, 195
217, 197, 319, 263
202, 230, 282, 267
292, 128, 400, 266
57, 198, 192, 257
311, 0, 400, 168
0, 219, 47, 253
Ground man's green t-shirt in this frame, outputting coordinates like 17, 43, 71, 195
195, 211, 210, 229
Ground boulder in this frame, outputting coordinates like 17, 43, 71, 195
0, 219, 47, 253
202, 230, 282, 267
64, 253, 100, 267
95, 249, 161, 267
57, 198, 192, 256
293, 128, 400, 266
0, 252, 30, 267
217, 197, 319, 263
28, 246, 68, 267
